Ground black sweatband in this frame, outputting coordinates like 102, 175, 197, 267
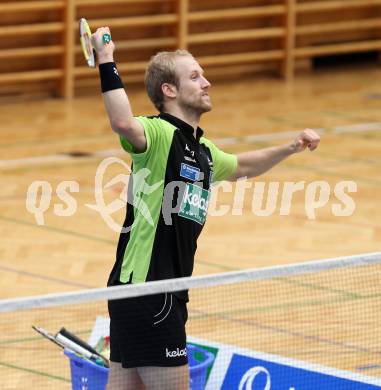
99, 62, 124, 93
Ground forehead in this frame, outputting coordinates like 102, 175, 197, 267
174, 55, 203, 75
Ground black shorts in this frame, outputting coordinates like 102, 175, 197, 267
108, 293, 188, 368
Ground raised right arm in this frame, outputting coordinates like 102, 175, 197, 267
92, 26, 147, 152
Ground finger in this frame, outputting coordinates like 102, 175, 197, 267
303, 132, 320, 145
304, 128, 319, 138
308, 140, 319, 151
297, 139, 307, 150
308, 131, 321, 143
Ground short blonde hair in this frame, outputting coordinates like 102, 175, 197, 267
145, 50, 193, 112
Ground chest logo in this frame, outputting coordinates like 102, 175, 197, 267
185, 143, 195, 157
179, 183, 210, 225
180, 163, 200, 182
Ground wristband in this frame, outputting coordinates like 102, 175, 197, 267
99, 62, 124, 93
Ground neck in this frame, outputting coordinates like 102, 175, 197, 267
165, 106, 200, 138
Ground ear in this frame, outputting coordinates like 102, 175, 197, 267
162, 83, 177, 99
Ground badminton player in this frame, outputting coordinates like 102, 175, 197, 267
92, 26, 320, 390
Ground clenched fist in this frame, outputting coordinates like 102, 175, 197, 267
292, 128, 320, 153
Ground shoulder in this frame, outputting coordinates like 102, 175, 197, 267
200, 136, 217, 151
136, 115, 174, 127
135, 115, 177, 135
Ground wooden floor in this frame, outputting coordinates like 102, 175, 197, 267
0, 63, 380, 388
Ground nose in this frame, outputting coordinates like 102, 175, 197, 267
201, 75, 211, 88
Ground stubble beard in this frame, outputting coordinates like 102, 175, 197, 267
180, 95, 212, 116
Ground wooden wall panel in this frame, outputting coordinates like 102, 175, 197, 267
0, 0, 380, 99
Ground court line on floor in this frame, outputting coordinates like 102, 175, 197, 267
267, 107, 381, 127
284, 164, 381, 186
0, 360, 70, 383
302, 151, 380, 167
276, 277, 364, 299
2, 148, 379, 204
0, 131, 111, 150
190, 290, 381, 320
0, 330, 91, 346
0, 216, 235, 273
214, 122, 381, 147
0, 122, 380, 169
1, 104, 380, 151
0, 215, 115, 245
0, 213, 379, 293
0, 263, 94, 289
0, 330, 85, 384
190, 297, 381, 358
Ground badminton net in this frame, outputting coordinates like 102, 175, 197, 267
0, 251, 380, 389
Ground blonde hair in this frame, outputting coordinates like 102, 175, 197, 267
145, 50, 193, 112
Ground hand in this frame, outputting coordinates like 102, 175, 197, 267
292, 128, 320, 153
91, 26, 115, 64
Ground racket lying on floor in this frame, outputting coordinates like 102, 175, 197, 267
79, 18, 96, 68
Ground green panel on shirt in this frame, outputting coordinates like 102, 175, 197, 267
119, 116, 176, 283
200, 137, 237, 182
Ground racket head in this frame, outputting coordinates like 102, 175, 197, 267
79, 18, 96, 68
32, 325, 65, 349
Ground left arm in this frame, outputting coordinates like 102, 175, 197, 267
228, 128, 320, 180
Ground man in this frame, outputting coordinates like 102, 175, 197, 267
92, 27, 320, 390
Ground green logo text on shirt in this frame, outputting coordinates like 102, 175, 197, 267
179, 183, 210, 225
